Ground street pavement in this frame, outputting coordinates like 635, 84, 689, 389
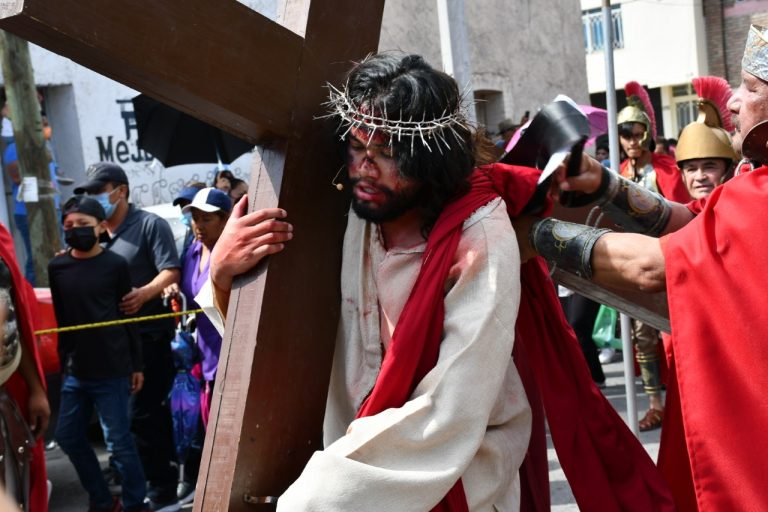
46, 355, 659, 511
550, 354, 663, 510
46, 433, 195, 511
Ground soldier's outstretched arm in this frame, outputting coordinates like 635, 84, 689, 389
555, 155, 694, 236
590, 231, 666, 292
514, 216, 666, 293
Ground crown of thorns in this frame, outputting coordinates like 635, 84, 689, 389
322, 82, 471, 154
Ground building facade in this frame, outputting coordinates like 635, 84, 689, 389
0, 0, 588, 266
581, 0, 710, 139
380, 0, 589, 135
582, 0, 768, 140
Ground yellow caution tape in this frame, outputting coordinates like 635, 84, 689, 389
33, 309, 205, 336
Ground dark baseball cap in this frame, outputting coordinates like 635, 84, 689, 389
62, 195, 106, 222
73, 162, 128, 194
181, 187, 232, 214
173, 185, 205, 207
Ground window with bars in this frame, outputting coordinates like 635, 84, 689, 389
582, 7, 624, 53
672, 84, 697, 136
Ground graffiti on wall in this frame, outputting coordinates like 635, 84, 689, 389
95, 99, 153, 166
92, 99, 251, 208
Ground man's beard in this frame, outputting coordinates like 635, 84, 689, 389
349, 178, 423, 224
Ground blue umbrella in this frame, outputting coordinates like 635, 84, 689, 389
169, 364, 201, 464
166, 293, 201, 464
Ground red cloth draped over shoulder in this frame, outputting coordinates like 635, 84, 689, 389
659, 166, 768, 511
621, 153, 691, 203
357, 162, 673, 511
0, 224, 48, 511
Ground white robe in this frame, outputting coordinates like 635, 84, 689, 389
279, 198, 531, 511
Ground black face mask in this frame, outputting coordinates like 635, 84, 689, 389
64, 226, 98, 252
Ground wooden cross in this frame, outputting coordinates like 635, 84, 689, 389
0, 1, 385, 510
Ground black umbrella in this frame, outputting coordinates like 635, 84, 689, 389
132, 94, 253, 167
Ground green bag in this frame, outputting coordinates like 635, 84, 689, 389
592, 305, 622, 350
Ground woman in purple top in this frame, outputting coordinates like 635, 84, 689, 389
164, 187, 232, 428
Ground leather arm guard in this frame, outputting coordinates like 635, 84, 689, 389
530, 218, 610, 279
596, 167, 672, 236
559, 165, 612, 208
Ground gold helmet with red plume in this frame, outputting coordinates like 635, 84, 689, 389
617, 81, 656, 145
675, 76, 737, 165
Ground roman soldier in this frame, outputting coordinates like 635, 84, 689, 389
675, 76, 738, 199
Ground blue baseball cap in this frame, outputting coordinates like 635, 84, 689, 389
181, 187, 232, 214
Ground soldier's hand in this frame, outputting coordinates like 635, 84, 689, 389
210, 197, 293, 293
555, 153, 604, 195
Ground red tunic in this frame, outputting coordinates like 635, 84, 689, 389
0, 224, 48, 511
620, 153, 691, 203
659, 166, 768, 510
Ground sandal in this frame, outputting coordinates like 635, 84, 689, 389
639, 408, 664, 432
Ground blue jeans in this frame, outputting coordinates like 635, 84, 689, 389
56, 375, 147, 511
13, 214, 34, 285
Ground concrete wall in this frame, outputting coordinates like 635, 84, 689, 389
0, 0, 273, 211
47, 62, 256, 207
2, 38, 254, 210
380, 0, 589, 133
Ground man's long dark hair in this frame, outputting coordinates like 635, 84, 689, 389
344, 53, 477, 235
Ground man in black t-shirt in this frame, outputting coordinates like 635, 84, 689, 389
49, 196, 147, 512
75, 163, 181, 511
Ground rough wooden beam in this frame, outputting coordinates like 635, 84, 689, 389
0, 0, 303, 143
195, 1, 386, 510
552, 269, 670, 333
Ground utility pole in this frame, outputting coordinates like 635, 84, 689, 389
0, 30, 59, 286
436, 0, 476, 123
601, 0, 638, 436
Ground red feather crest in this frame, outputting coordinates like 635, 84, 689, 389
624, 81, 656, 139
692, 76, 734, 132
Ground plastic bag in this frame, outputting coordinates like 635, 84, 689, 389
592, 305, 622, 350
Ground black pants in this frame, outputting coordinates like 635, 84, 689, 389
131, 334, 178, 503
560, 294, 606, 384
181, 415, 204, 486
